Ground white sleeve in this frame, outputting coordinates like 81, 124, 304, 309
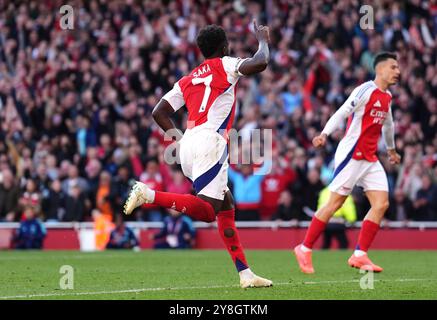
382, 107, 395, 149
222, 56, 248, 82
161, 82, 185, 111
322, 86, 362, 136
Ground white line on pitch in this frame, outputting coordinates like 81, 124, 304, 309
0, 278, 435, 300
301, 278, 433, 285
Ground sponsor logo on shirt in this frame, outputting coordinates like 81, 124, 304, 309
370, 109, 387, 124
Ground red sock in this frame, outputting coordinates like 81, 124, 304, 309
302, 216, 327, 249
356, 220, 380, 252
217, 209, 249, 272
154, 191, 216, 222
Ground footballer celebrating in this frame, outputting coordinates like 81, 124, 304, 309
124, 21, 273, 288
294, 52, 402, 273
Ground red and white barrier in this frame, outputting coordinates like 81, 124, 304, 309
1, 221, 437, 250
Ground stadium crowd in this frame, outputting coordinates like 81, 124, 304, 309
0, 0, 436, 224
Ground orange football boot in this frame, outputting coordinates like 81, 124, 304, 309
348, 253, 383, 272
294, 245, 315, 274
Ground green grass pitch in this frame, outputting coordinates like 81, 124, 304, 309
0, 250, 436, 300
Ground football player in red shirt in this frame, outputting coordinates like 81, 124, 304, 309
124, 21, 272, 288
294, 52, 402, 274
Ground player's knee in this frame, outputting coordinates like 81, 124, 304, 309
374, 200, 389, 213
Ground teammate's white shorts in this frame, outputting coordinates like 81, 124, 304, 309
329, 158, 388, 196
179, 127, 229, 200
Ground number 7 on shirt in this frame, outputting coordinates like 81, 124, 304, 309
191, 75, 213, 113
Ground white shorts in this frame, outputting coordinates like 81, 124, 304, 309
329, 158, 388, 196
179, 127, 229, 200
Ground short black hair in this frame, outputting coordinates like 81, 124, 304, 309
373, 52, 397, 69
196, 25, 227, 58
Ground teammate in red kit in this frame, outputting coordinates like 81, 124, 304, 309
124, 21, 273, 288
294, 52, 402, 273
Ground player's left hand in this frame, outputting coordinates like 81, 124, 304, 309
387, 149, 401, 165
253, 19, 270, 43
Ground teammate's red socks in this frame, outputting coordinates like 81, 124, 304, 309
217, 209, 249, 272
154, 191, 216, 222
356, 219, 380, 252
302, 216, 327, 249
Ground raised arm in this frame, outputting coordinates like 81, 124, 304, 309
238, 20, 270, 76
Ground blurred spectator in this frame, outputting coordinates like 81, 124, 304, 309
387, 188, 414, 222
140, 158, 165, 221
0, 169, 20, 222
41, 179, 66, 222
106, 214, 139, 250
413, 174, 437, 221
76, 115, 97, 157
12, 205, 46, 249
64, 184, 87, 222
35, 163, 51, 198
45, 154, 59, 181
295, 169, 325, 219
109, 166, 132, 219
85, 157, 103, 208
260, 160, 296, 220
397, 159, 424, 202
229, 161, 271, 221
152, 209, 196, 249
127, 141, 144, 179
166, 168, 192, 195
271, 190, 300, 224
96, 171, 114, 221
18, 179, 41, 216
93, 209, 115, 251
281, 81, 303, 116
62, 166, 89, 197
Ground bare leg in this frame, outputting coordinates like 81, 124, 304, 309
363, 190, 389, 224
315, 192, 348, 222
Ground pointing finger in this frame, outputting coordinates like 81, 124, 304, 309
253, 19, 258, 30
